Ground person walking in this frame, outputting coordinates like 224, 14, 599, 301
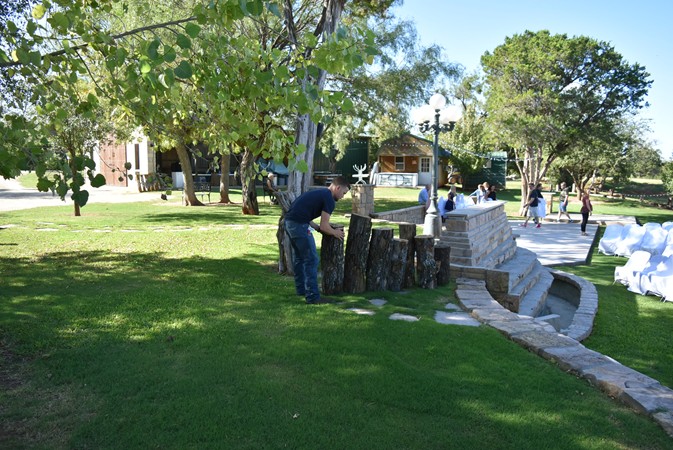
556, 182, 573, 223
521, 182, 542, 228
580, 189, 593, 236
284, 176, 350, 304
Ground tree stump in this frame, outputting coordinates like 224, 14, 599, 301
386, 238, 408, 292
343, 214, 372, 294
415, 235, 436, 289
366, 227, 394, 291
399, 222, 417, 288
321, 224, 345, 295
434, 243, 451, 286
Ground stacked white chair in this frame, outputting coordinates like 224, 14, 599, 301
640, 227, 668, 255
614, 225, 646, 257
598, 224, 624, 255
614, 250, 651, 286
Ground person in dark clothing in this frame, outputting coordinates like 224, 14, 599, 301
486, 185, 497, 201
521, 183, 542, 228
580, 189, 593, 236
284, 176, 350, 304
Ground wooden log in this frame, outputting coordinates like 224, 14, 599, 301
321, 224, 345, 295
386, 238, 408, 292
399, 222, 417, 288
366, 227, 394, 291
343, 214, 372, 294
434, 243, 451, 286
415, 235, 436, 289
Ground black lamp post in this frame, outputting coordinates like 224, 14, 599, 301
413, 93, 463, 238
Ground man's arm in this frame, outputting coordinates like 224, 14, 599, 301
317, 211, 345, 240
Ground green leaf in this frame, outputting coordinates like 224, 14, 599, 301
26, 20, 38, 35
49, 12, 69, 30
36, 177, 52, 192
147, 39, 161, 60
32, 4, 47, 20
15, 49, 30, 65
266, 2, 281, 17
29, 51, 41, 65
72, 190, 89, 207
7, 21, 17, 34
176, 34, 191, 49
246, 0, 264, 15
90, 174, 106, 188
185, 23, 201, 38
173, 61, 193, 79
295, 159, 308, 173
163, 46, 176, 63
341, 98, 354, 112
255, 70, 273, 83
140, 60, 151, 74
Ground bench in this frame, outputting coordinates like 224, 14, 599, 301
182, 181, 212, 203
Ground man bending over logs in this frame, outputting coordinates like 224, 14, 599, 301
284, 176, 350, 304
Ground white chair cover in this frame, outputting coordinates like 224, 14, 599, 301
640, 256, 673, 300
661, 221, 673, 232
663, 245, 673, 258
640, 227, 668, 255
627, 255, 666, 295
614, 225, 646, 257
643, 222, 662, 229
614, 250, 651, 286
598, 224, 624, 255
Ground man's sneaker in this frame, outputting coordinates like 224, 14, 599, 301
519, 223, 527, 228
306, 297, 335, 305
535, 223, 541, 228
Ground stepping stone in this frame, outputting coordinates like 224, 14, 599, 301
434, 311, 481, 327
445, 303, 462, 311
347, 308, 376, 316
389, 313, 419, 322
369, 298, 387, 307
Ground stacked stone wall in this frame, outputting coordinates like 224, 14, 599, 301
370, 205, 424, 225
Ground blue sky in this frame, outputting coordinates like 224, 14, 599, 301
393, 0, 673, 159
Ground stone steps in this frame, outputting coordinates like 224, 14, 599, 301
517, 269, 555, 317
495, 247, 539, 291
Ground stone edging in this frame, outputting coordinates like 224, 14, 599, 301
454, 277, 673, 438
547, 269, 597, 342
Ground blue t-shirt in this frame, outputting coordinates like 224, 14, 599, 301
285, 188, 335, 224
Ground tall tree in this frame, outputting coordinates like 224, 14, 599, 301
481, 30, 651, 214
318, 14, 461, 165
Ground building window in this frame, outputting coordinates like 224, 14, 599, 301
420, 157, 430, 173
395, 156, 404, 171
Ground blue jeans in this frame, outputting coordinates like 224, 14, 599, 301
285, 219, 320, 302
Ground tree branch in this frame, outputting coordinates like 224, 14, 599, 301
0, 16, 196, 69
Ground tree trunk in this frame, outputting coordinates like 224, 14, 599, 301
321, 224, 345, 295
276, 191, 297, 275
343, 213, 371, 294
219, 153, 232, 204
434, 243, 451, 286
399, 222, 417, 288
240, 148, 259, 215
366, 227, 393, 292
415, 235, 436, 289
176, 142, 204, 206
287, 0, 345, 197
387, 238, 408, 292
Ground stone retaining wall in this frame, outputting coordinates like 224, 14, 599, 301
370, 205, 425, 225
442, 202, 517, 279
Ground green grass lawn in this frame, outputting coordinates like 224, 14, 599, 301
1, 186, 672, 448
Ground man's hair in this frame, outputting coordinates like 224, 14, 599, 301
331, 176, 351, 190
